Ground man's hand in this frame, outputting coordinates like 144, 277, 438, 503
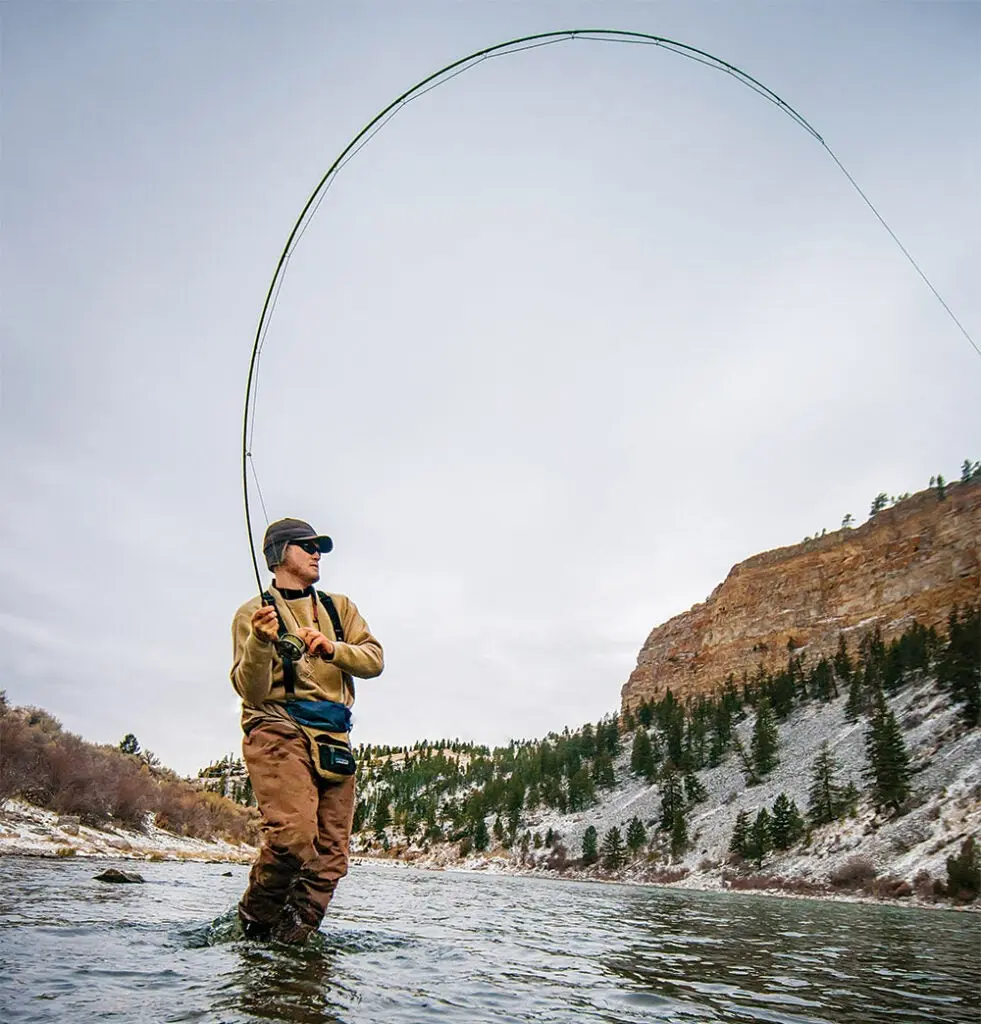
296, 627, 335, 659
251, 605, 279, 645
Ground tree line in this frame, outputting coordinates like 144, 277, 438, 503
348, 608, 978, 873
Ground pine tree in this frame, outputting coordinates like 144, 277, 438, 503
746, 807, 772, 868
473, 818, 490, 852
670, 810, 688, 860
592, 752, 616, 790
567, 766, 595, 811
657, 691, 685, 766
372, 796, 391, 836
833, 635, 852, 688
865, 688, 912, 812
770, 793, 804, 849
658, 765, 685, 832
630, 729, 656, 782
945, 837, 980, 901
626, 816, 647, 855
810, 657, 837, 702
729, 810, 751, 860
601, 826, 627, 869
844, 669, 866, 722
807, 742, 847, 826
684, 772, 707, 807
118, 733, 141, 756
581, 825, 598, 865
709, 690, 735, 765
750, 696, 779, 777
937, 607, 981, 727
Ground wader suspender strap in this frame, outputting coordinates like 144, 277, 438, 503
260, 589, 351, 703
317, 591, 355, 705
261, 591, 298, 699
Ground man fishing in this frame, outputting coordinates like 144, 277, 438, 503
231, 517, 384, 944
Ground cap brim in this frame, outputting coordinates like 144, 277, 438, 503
308, 535, 333, 554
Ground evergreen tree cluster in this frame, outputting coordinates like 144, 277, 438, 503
349, 613, 976, 871
729, 792, 806, 867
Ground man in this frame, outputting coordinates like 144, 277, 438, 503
231, 517, 383, 944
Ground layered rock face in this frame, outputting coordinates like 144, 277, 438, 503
622, 479, 981, 709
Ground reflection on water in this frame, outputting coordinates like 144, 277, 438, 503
214, 944, 352, 1024
1, 856, 978, 1024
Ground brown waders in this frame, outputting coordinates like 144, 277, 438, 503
238, 719, 355, 942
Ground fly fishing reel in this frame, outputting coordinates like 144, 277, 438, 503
274, 632, 306, 664
261, 592, 307, 663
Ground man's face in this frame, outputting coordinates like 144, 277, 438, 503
280, 540, 321, 585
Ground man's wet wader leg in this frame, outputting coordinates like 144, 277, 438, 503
239, 720, 355, 938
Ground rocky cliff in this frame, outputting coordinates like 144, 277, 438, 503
622, 479, 981, 710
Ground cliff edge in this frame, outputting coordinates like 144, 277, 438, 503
622, 479, 981, 710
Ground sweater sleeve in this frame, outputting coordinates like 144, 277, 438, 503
230, 603, 277, 705
328, 596, 384, 679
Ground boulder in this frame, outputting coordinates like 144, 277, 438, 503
58, 816, 81, 836
94, 868, 145, 884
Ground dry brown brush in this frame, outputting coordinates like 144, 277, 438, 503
0, 701, 258, 844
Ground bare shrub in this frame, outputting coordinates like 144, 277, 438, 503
869, 876, 913, 899
1, 703, 258, 844
648, 867, 689, 884
829, 856, 877, 889
912, 869, 935, 901
723, 872, 826, 896
544, 842, 569, 872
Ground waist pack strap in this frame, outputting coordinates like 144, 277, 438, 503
281, 698, 353, 733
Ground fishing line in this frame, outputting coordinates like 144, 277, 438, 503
243, 27, 978, 592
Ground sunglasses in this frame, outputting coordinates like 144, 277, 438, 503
292, 539, 322, 555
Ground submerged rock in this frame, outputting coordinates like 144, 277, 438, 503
94, 868, 145, 884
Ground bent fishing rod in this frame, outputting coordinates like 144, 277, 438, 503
242, 28, 979, 593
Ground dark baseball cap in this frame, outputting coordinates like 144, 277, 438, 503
262, 518, 333, 569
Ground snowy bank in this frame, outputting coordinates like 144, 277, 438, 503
0, 799, 257, 864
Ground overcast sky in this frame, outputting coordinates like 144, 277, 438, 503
2, 2, 979, 776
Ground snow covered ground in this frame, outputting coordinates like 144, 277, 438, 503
0, 799, 256, 863
356, 679, 981, 907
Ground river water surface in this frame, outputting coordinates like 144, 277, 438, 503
1, 856, 978, 1023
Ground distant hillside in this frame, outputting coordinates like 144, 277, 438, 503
623, 476, 981, 709
351, 611, 980, 904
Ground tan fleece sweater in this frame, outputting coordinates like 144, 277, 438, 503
230, 586, 384, 736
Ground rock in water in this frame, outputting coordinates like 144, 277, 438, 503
94, 868, 145, 884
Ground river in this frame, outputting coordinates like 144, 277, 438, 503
1, 856, 978, 1023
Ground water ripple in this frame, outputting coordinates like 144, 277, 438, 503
1, 857, 979, 1023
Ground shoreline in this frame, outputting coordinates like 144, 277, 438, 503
0, 800, 255, 865
3, 800, 974, 913
349, 849, 980, 913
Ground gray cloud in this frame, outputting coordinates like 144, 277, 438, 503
3, 2, 978, 774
